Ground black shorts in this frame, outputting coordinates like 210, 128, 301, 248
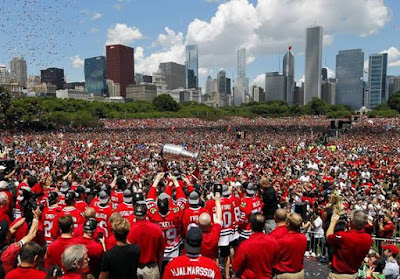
219, 245, 230, 258
230, 239, 238, 249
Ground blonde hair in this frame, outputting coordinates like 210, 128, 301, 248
111, 218, 130, 241
330, 194, 344, 215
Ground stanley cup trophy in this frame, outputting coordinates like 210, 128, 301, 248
161, 144, 199, 162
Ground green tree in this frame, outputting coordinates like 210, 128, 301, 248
152, 94, 180, 112
308, 97, 328, 115
0, 86, 11, 123
387, 91, 400, 112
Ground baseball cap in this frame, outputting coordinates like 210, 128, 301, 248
382, 244, 399, 255
213, 183, 222, 194
60, 182, 69, 194
65, 191, 76, 202
222, 184, 229, 196
0, 181, 8, 190
188, 191, 200, 206
83, 218, 98, 233
184, 227, 202, 254
48, 191, 59, 203
134, 201, 147, 217
245, 183, 256, 195
99, 191, 109, 204
133, 192, 144, 203
158, 192, 170, 200
123, 189, 133, 203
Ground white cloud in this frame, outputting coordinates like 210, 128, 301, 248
326, 67, 335, 79
106, 23, 143, 46
252, 74, 265, 89
297, 75, 305, 86
91, 12, 102, 20
70, 55, 84, 68
134, 0, 390, 76
381, 47, 400, 67
199, 67, 213, 77
135, 28, 185, 74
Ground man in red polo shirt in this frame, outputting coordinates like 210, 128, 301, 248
275, 212, 307, 278
127, 201, 164, 279
326, 211, 372, 279
268, 208, 288, 240
232, 213, 278, 279
45, 215, 75, 270
5, 242, 47, 279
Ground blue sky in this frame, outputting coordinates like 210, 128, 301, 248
0, 0, 399, 89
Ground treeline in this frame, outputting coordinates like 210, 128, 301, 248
1, 87, 399, 129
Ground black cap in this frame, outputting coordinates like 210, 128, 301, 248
48, 191, 59, 203
133, 192, 144, 203
83, 218, 97, 233
65, 190, 76, 202
213, 183, 222, 194
134, 201, 147, 217
184, 227, 202, 254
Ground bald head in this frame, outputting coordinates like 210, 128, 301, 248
274, 209, 287, 225
84, 207, 95, 218
286, 213, 303, 232
199, 212, 212, 231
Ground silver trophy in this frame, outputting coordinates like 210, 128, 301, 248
161, 144, 199, 161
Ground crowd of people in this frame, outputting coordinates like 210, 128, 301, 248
0, 115, 399, 279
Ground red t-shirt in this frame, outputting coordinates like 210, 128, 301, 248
5, 267, 47, 279
275, 231, 307, 273
327, 229, 372, 274
268, 225, 289, 241
127, 219, 164, 264
232, 232, 278, 279
201, 223, 221, 260
1, 241, 22, 274
72, 236, 103, 275
105, 233, 116, 251
73, 222, 106, 240
58, 272, 84, 279
379, 222, 395, 239
163, 255, 222, 279
44, 236, 74, 270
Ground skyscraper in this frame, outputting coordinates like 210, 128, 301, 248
106, 44, 135, 98
283, 47, 295, 105
335, 49, 364, 108
321, 68, 328, 82
265, 72, 287, 101
205, 76, 213, 95
159, 62, 186, 90
368, 53, 388, 108
237, 48, 246, 79
84, 56, 108, 96
41, 68, 65, 90
185, 45, 198, 89
234, 48, 249, 106
304, 26, 323, 104
10, 57, 27, 88
217, 70, 226, 95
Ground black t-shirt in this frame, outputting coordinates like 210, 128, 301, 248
101, 243, 140, 279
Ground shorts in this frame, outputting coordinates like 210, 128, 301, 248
219, 245, 230, 258
230, 239, 238, 249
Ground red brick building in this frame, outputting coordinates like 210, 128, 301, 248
106, 44, 134, 97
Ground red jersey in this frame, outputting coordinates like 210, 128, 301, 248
233, 232, 278, 279
127, 219, 165, 265
182, 206, 208, 238
75, 200, 88, 212
206, 197, 236, 246
5, 267, 47, 279
73, 222, 106, 240
44, 236, 74, 270
110, 190, 124, 210
58, 207, 84, 228
116, 202, 134, 219
238, 196, 263, 239
201, 223, 221, 260
147, 204, 183, 260
42, 205, 62, 245
92, 203, 113, 237
164, 255, 222, 279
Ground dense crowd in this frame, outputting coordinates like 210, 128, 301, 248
0, 116, 400, 279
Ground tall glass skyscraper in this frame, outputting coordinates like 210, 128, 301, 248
185, 45, 198, 89
368, 53, 388, 109
237, 48, 246, 79
84, 56, 108, 96
304, 26, 323, 104
10, 57, 27, 88
283, 48, 295, 105
336, 49, 364, 109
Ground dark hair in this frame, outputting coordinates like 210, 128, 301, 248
27, 176, 37, 188
20, 242, 42, 264
59, 216, 74, 234
373, 258, 386, 273
250, 213, 265, 232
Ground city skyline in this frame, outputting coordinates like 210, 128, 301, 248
0, 0, 399, 90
